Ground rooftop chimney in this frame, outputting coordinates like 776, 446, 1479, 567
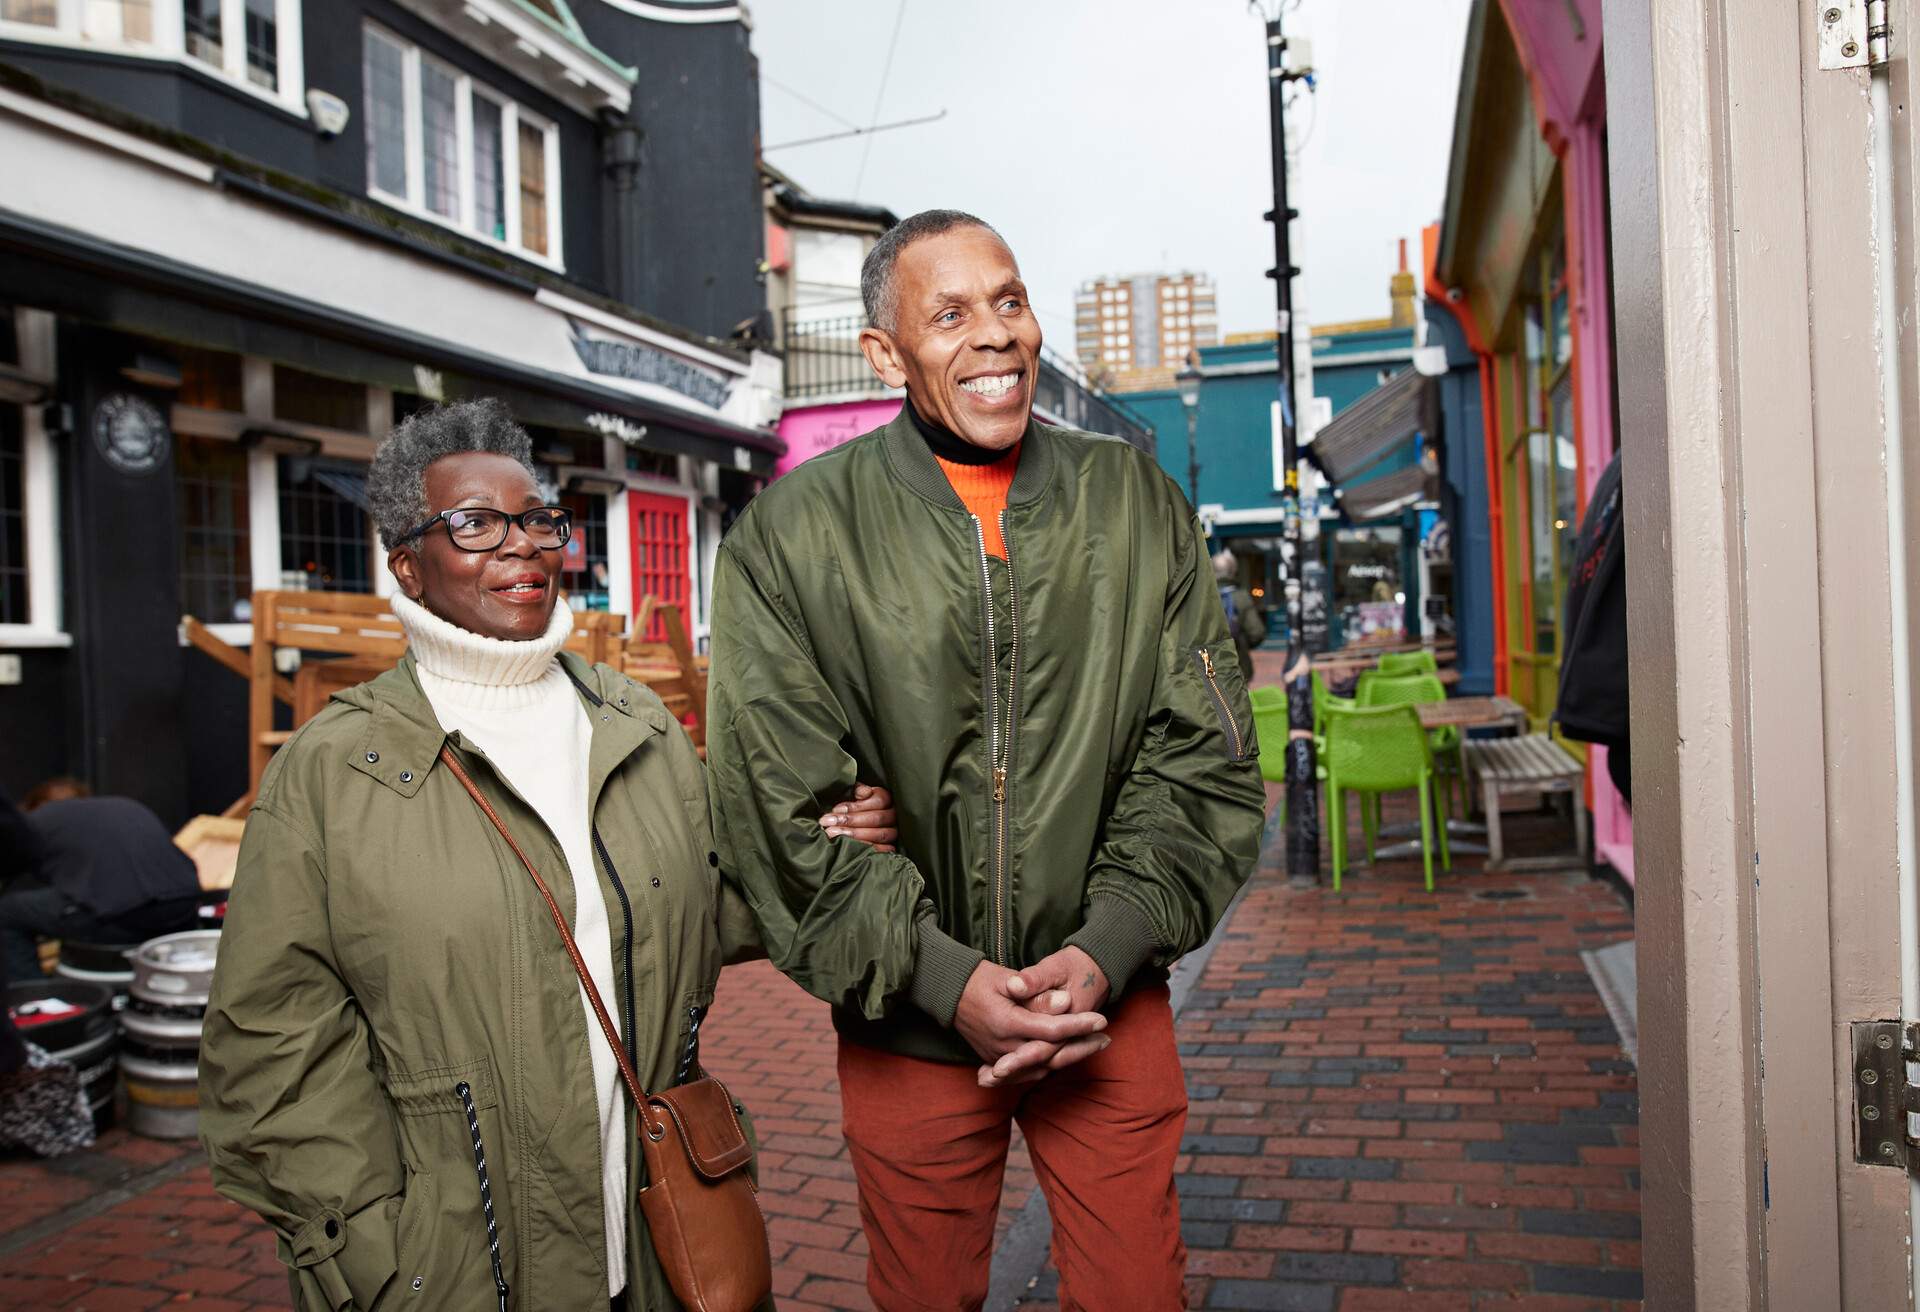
1389, 237, 1418, 328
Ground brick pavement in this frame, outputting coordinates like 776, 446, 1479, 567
1, 752, 1640, 1312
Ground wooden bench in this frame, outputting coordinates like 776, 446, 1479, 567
1463, 734, 1589, 870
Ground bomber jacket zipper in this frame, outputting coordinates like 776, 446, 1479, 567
1194, 647, 1247, 760
456, 1080, 510, 1312
973, 513, 1021, 965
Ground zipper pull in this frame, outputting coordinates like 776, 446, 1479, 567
992, 767, 1007, 803
1199, 648, 1216, 678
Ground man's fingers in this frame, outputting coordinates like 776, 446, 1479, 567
1002, 1008, 1106, 1043
843, 786, 887, 812
1047, 1034, 1112, 1072
1004, 959, 1070, 1000
837, 824, 898, 844
990, 1038, 1059, 1080
1020, 989, 1071, 1015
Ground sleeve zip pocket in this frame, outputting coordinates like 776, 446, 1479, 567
1193, 646, 1259, 765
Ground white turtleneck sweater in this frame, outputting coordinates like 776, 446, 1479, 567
391, 592, 627, 1297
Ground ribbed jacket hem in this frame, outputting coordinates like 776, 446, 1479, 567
908, 919, 985, 1028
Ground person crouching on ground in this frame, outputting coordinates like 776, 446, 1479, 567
706, 211, 1267, 1311
200, 398, 896, 1311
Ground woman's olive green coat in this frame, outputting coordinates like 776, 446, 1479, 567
200, 654, 758, 1312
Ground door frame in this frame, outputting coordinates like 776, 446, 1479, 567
1606, 0, 1918, 1306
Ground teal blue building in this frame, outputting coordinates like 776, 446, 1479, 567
1120, 316, 1420, 648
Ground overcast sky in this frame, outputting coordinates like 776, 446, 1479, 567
751, 0, 1474, 343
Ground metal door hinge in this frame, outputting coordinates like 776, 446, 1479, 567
1852, 1020, 1920, 1167
1820, 0, 1891, 70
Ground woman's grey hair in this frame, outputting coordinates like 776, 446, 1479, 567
368, 398, 539, 549
860, 208, 1003, 332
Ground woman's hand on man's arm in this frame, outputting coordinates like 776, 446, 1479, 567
820, 783, 899, 853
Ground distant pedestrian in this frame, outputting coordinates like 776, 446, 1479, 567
0, 785, 201, 983
1214, 548, 1267, 681
707, 211, 1266, 1311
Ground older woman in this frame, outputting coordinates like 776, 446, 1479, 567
201, 400, 894, 1311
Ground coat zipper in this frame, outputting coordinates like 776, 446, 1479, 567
456, 1080, 510, 1312
972, 514, 1020, 965
590, 825, 639, 1069
676, 1003, 708, 1086
1194, 647, 1246, 760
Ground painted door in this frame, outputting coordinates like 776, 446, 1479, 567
628, 490, 689, 643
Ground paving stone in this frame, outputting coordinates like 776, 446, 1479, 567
1207, 1279, 1337, 1311
1520, 1208, 1643, 1239
1533, 1264, 1647, 1299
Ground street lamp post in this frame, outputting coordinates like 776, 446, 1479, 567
1259, 1, 1321, 883
1177, 360, 1203, 511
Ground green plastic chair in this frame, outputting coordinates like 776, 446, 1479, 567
1251, 694, 1288, 785
1357, 672, 1465, 818
1311, 670, 1355, 742
1323, 704, 1452, 892
1377, 650, 1439, 678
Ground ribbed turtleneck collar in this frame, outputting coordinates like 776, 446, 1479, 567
392, 591, 574, 710
906, 395, 1021, 468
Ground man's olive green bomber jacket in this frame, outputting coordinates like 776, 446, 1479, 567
706, 409, 1268, 1064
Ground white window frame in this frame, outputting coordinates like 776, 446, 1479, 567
0, 0, 307, 115
0, 310, 66, 647
362, 22, 565, 271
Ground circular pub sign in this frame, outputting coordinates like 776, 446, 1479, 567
93, 393, 170, 476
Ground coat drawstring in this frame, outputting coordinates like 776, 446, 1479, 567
456, 1081, 510, 1312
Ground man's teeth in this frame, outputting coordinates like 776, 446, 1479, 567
960, 373, 1018, 397
501, 583, 542, 593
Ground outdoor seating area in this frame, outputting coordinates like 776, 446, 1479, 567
183, 589, 712, 816
1255, 642, 1586, 890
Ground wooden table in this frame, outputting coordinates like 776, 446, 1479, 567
1416, 695, 1529, 733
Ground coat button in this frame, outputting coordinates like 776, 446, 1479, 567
708, 851, 720, 868
650, 876, 662, 888
366, 751, 379, 763
324, 1219, 339, 1239
400, 771, 413, 784
411, 1276, 424, 1291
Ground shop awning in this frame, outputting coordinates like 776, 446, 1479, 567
1337, 461, 1437, 522
0, 211, 786, 475
1312, 366, 1434, 485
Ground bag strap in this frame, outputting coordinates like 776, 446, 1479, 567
437, 744, 651, 1109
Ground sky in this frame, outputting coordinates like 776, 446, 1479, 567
750, 0, 1475, 345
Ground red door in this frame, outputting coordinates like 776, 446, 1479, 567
628, 490, 690, 642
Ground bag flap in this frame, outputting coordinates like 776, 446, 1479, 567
650, 1078, 753, 1180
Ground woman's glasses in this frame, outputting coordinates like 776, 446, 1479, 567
396, 506, 573, 553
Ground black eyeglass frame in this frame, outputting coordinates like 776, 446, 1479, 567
395, 506, 574, 552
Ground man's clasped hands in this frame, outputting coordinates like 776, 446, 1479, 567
954, 945, 1114, 1089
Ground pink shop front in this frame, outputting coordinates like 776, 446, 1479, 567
1439, 0, 1634, 885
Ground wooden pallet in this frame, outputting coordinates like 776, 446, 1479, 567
1463, 734, 1589, 870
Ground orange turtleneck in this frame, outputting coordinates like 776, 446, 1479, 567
936, 447, 1021, 558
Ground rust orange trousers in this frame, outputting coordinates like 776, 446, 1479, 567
836, 982, 1189, 1312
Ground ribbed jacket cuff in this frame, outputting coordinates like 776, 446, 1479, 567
1065, 897, 1159, 1001
910, 920, 985, 1027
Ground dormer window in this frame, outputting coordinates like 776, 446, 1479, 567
362, 23, 562, 268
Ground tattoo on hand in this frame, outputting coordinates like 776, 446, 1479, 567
1082, 972, 1096, 989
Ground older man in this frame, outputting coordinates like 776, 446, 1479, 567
707, 211, 1265, 1310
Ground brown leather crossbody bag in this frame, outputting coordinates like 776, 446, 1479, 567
440, 746, 773, 1312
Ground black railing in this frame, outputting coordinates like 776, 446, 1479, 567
780, 309, 1155, 455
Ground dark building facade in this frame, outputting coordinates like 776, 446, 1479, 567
0, 0, 780, 822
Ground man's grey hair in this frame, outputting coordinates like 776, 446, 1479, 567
367, 397, 539, 549
860, 208, 1004, 331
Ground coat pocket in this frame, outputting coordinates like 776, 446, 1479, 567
380, 1056, 512, 1306
1191, 642, 1259, 765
